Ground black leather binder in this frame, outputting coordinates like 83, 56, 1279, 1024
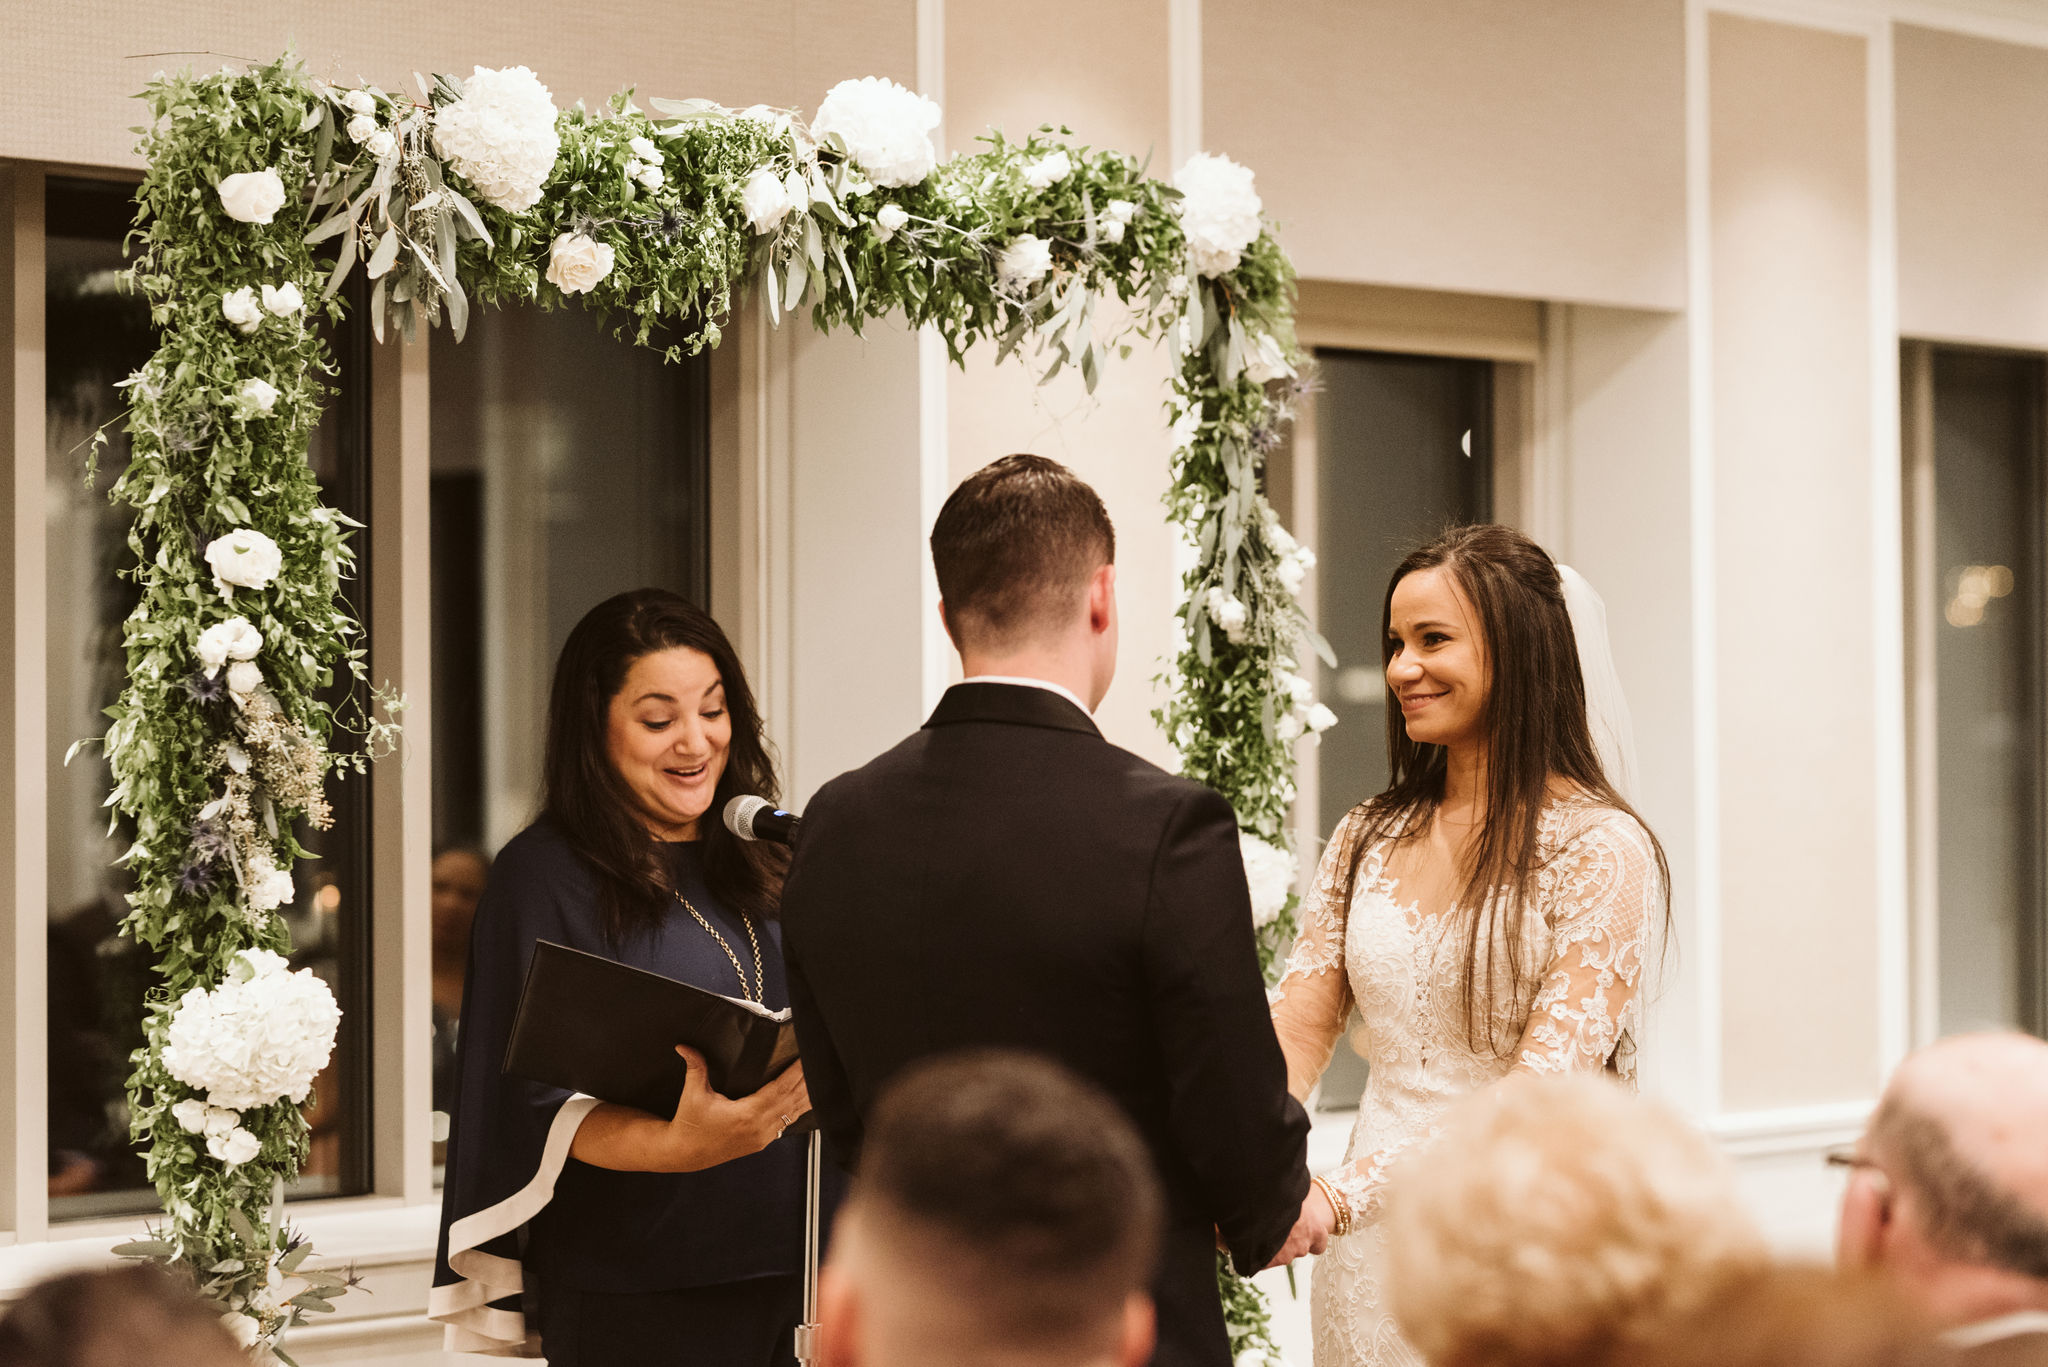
502, 939, 805, 1121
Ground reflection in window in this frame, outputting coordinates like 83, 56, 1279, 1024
427, 305, 710, 1168
44, 177, 374, 1216
1305, 348, 1494, 1111
1923, 348, 2045, 1037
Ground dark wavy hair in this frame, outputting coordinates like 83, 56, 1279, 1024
1342, 524, 1671, 1057
542, 589, 786, 939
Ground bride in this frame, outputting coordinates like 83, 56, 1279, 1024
1270, 524, 1670, 1367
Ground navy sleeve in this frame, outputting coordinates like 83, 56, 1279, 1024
779, 780, 864, 1170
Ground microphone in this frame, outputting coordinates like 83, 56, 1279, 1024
724, 794, 802, 846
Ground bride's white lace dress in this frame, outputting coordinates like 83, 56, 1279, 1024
1270, 793, 1659, 1367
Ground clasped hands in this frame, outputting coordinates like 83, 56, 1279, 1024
1263, 1179, 1339, 1269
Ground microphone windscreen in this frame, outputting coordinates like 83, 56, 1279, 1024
723, 794, 771, 841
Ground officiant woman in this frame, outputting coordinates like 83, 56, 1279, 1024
429, 588, 821, 1367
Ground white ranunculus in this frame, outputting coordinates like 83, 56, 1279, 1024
1022, 149, 1072, 189
244, 852, 294, 911
162, 949, 339, 1112
238, 377, 280, 413
1305, 702, 1338, 734
636, 162, 665, 191
812, 77, 942, 188
1174, 152, 1263, 278
195, 616, 262, 677
220, 286, 263, 334
873, 202, 911, 242
345, 113, 378, 144
1204, 586, 1249, 644
204, 528, 284, 598
996, 234, 1053, 290
260, 281, 304, 318
365, 129, 398, 163
629, 134, 663, 165
545, 231, 615, 295
781, 168, 810, 214
207, 1125, 262, 1167
217, 169, 287, 225
226, 660, 264, 701
1239, 833, 1298, 929
1245, 331, 1294, 385
741, 168, 793, 233
1097, 217, 1126, 245
343, 89, 377, 117
431, 65, 561, 212
1106, 198, 1139, 225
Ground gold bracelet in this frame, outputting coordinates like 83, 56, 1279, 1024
1313, 1174, 1353, 1239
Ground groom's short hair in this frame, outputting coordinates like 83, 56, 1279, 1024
930, 455, 1116, 651
849, 1050, 1160, 1350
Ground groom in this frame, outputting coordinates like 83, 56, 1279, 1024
780, 455, 1315, 1366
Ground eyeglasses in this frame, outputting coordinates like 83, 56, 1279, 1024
1824, 1144, 1878, 1171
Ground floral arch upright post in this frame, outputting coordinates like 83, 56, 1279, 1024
102, 55, 1330, 1360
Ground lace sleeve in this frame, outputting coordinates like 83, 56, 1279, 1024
1512, 809, 1656, 1075
1269, 811, 1366, 1103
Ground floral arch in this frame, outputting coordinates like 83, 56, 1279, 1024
99, 55, 1327, 1359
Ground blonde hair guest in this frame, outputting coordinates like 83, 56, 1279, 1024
1384, 1074, 1768, 1367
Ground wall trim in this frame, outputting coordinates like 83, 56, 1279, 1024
1168, 0, 1202, 170
1711, 1099, 1872, 1156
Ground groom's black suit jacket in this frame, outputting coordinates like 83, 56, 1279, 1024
780, 682, 1311, 1367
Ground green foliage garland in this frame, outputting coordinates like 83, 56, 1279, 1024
107, 54, 1323, 1364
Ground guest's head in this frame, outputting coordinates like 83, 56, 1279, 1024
1837, 1031, 2048, 1328
1628, 1266, 1949, 1367
543, 589, 782, 935
818, 1051, 1161, 1367
930, 455, 1118, 709
429, 845, 490, 964
1385, 1073, 1768, 1367
0, 1263, 246, 1367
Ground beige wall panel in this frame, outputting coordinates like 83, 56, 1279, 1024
1896, 24, 2048, 349
1709, 14, 1880, 1112
1204, 0, 1687, 310
943, 0, 1180, 768
0, 0, 916, 169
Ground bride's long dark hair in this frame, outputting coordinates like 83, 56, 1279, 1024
1339, 524, 1670, 1057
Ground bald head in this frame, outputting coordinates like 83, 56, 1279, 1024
1845, 1032, 2048, 1317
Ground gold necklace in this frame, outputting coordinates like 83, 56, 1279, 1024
677, 890, 764, 1004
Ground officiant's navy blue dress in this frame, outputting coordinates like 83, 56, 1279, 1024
431, 819, 831, 1365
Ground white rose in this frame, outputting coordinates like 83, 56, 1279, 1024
343, 89, 377, 116
345, 113, 378, 144
201, 1105, 240, 1139
217, 169, 287, 225
1204, 587, 1249, 644
195, 616, 262, 676
221, 1313, 262, 1349
1305, 702, 1338, 734
1022, 149, 1072, 189
1239, 833, 1299, 929
207, 1125, 262, 1167
172, 1098, 212, 1134
1245, 331, 1294, 384
545, 232, 615, 296
996, 234, 1053, 289
365, 129, 398, 163
1106, 198, 1139, 224
1173, 152, 1263, 278
629, 134, 664, 164
238, 377, 279, 413
1097, 217, 1126, 245
741, 168, 793, 233
636, 162, 665, 191
226, 660, 264, 700
204, 528, 284, 598
873, 202, 911, 242
812, 77, 942, 188
260, 281, 304, 317
431, 65, 561, 213
220, 286, 262, 334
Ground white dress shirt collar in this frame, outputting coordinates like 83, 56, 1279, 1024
958, 674, 1093, 716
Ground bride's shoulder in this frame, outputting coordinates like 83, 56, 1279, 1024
1541, 785, 1655, 853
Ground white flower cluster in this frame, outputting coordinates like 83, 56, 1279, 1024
1205, 586, 1250, 644
244, 851, 297, 912
204, 529, 283, 600
741, 166, 810, 234
625, 133, 666, 192
1098, 197, 1138, 245
1265, 511, 1317, 598
342, 88, 398, 164
812, 77, 941, 188
1276, 662, 1338, 742
162, 949, 339, 1114
1174, 152, 1263, 278
1245, 330, 1294, 385
170, 1097, 261, 1167
1021, 149, 1071, 189
195, 616, 261, 680
431, 65, 561, 212
997, 234, 1053, 290
1239, 832, 1299, 929
546, 232, 616, 295
219, 281, 304, 335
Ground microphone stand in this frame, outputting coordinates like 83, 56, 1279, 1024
794, 1130, 823, 1364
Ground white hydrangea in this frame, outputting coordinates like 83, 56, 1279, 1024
431, 65, 561, 212
1239, 832, 1298, 929
162, 949, 338, 1112
1022, 149, 1072, 189
811, 77, 941, 188
997, 234, 1053, 290
1174, 152, 1263, 278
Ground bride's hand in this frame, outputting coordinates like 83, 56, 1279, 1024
1263, 1183, 1337, 1269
